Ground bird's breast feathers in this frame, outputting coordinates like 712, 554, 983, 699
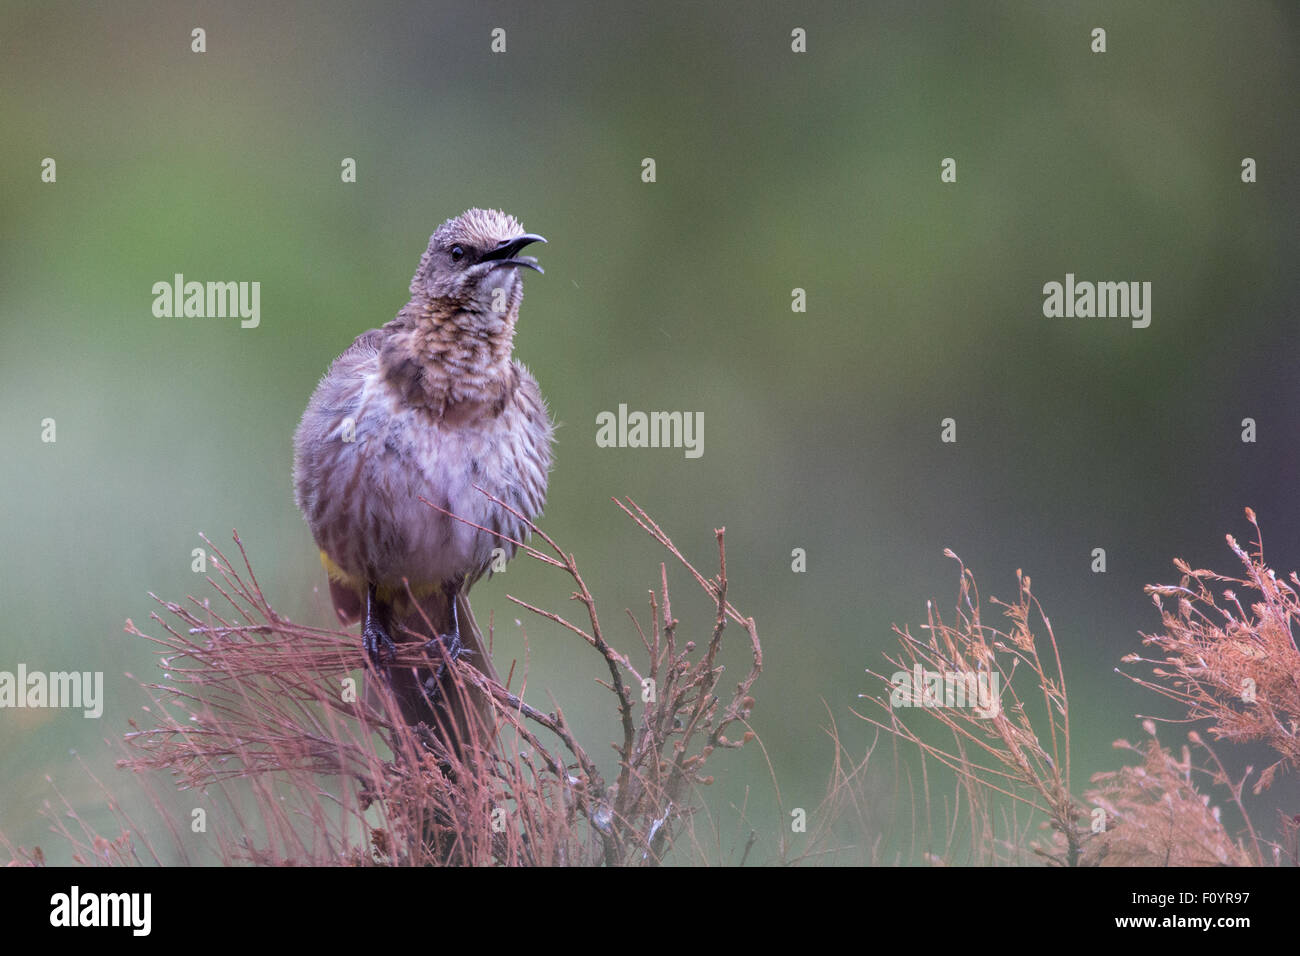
297, 356, 552, 589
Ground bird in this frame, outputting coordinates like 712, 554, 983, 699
293, 208, 554, 754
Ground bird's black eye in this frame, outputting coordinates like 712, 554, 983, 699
450, 244, 466, 262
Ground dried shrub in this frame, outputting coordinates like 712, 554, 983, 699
1080, 722, 1256, 867
857, 552, 1086, 865
1125, 507, 1300, 791
863, 508, 1297, 866
3, 497, 762, 867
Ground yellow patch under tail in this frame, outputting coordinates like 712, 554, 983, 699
319, 551, 440, 604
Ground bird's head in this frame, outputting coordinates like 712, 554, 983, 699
411, 208, 545, 328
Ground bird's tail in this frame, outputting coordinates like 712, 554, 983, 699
390, 588, 499, 755
330, 575, 498, 756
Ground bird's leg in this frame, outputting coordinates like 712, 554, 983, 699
421, 580, 469, 698
362, 582, 396, 668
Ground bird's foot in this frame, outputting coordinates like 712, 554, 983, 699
419, 629, 469, 700
424, 628, 469, 671
363, 582, 397, 669
363, 618, 397, 669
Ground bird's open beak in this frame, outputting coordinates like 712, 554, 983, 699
482, 233, 546, 273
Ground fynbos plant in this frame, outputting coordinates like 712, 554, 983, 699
3, 498, 762, 867
862, 508, 1296, 866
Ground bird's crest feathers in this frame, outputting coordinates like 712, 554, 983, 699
432, 208, 526, 249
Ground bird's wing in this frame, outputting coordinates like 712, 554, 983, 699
293, 328, 385, 537
311, 327, 384, 415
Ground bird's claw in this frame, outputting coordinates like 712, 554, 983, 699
362, 582, 397, 668
419, 629, 470, 700
363, 620, 397, 668
421, 629, 467, 663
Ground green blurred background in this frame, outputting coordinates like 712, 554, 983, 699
2, 0, 1297, 863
